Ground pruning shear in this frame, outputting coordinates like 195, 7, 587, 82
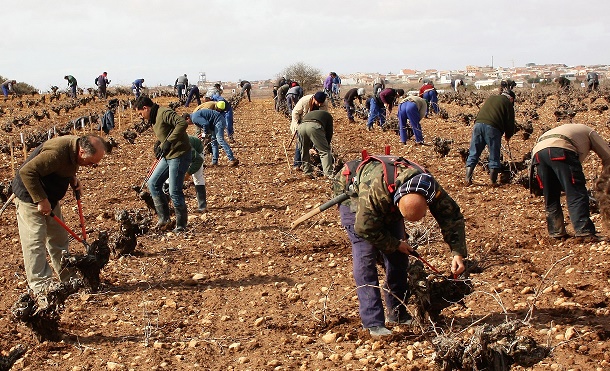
409, 250, 459, 280
50, 188, 91, 253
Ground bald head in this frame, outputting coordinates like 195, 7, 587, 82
77, 135, 106, 166
398, 193, 428, 222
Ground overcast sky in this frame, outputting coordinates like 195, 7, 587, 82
2, 0, 609, 90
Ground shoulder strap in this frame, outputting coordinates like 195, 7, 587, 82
356, 155, 427, 194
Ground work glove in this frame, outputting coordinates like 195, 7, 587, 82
290, 121, 299, 135
154, 140, 163, 158
161, 140, 172, 157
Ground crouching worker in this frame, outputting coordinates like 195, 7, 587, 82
135, 96, 192, 233
334, 155, 467, 337
533, 124, 610, 239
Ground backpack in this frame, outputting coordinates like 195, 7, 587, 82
339, 154, 427, 197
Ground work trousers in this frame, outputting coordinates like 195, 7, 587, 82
298, 121, 333, 177
398, 101, 423, 143
15, 198, 77, 295
339, 205, 410, 328
367, 98, 386, 129
534, 148, 595, 237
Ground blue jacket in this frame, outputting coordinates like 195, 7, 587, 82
190, 109, 225, 133
132, 79, 144, 89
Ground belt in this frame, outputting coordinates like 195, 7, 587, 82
537, 133, 577, 148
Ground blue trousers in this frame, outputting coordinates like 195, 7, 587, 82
2, 86, 9, 97
466, 122, 502, 169
221, 108, 234, 137
422, 90, 439, 114
344, 99, 355, 121
209, 122, 235, 163
185, 88, 201, 107
339, 205, 410, 328
148, 151, 192, 208
176, 84, 185, 99
367, 98, 386, 129
534, 148, 595, 236
398, 101, 423, 143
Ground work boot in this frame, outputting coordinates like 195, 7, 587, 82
152, 196, 171, 230
367, 326, 392, 337
465, 166, 474, 186
173, 204, 188, 233
229, 159, 240, 167
490, 168, 499, 186
195, 185, 207, 213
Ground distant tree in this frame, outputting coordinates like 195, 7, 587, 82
279, 62, 321, 92
0, 74, 37, 94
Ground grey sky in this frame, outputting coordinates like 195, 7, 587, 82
2, 0, 608, 90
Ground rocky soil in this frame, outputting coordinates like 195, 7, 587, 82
0, 86, 609, 370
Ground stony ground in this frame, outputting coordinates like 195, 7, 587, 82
0, 86, 609, 370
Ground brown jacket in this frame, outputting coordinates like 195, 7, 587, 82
532, 124, 610, 165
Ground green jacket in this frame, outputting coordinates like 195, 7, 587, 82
475, 94, 515, 140
152, 106, 191, 160
347, 160, 467, 257
187, 135, 204, 174
66, 75, 77, 87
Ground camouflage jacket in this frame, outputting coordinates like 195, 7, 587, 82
334, 160, 467, 257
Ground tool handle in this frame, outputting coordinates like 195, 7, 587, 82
51, 212, 83, 243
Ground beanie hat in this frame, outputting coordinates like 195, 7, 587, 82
313, 91, 327, 103
216, 101, 226, 111
357, 88, 365, 96
393, 173, 438, 205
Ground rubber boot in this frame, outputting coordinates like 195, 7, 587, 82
152, 196, 171, 230
195, 185, 207, 212
465, 166, 474, 186
173, 204, 188, 233
490, 168, 499, 186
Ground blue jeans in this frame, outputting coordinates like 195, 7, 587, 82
534, 148, 595, 236
210, 122, 235, 163
398, 101, 423, 143
176, 84, 185, 99
466, 122, 502, 169
221, 107, 234, 137
147, 151, 192, 207
367, 98, 386, 128
339, 205, 410, 328
2, 86, 9, 97
422, 90, 439, 114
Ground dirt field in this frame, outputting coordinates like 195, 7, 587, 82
0, 86, 609, 370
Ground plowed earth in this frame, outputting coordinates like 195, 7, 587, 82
0, 86, 609, 370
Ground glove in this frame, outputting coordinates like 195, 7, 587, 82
154, 141, 162, 158
161, 140, 172, 157
290, 121, 299, 134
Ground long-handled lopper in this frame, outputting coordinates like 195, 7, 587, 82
50, 211, 91, 253
73, 188, 87, 242
137, 157, 162, 192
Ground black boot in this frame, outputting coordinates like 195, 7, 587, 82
490, 168, 499, 186
152, 196, 171, 230
195, 185, 207, 212
465, 167, 474, 185
173, 204, 188, 233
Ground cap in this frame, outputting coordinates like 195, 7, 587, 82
313, 91, 327, 103
357, 88, 365, 96
216, 100, 226, 111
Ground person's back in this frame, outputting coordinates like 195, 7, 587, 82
475, 94, 515, 136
